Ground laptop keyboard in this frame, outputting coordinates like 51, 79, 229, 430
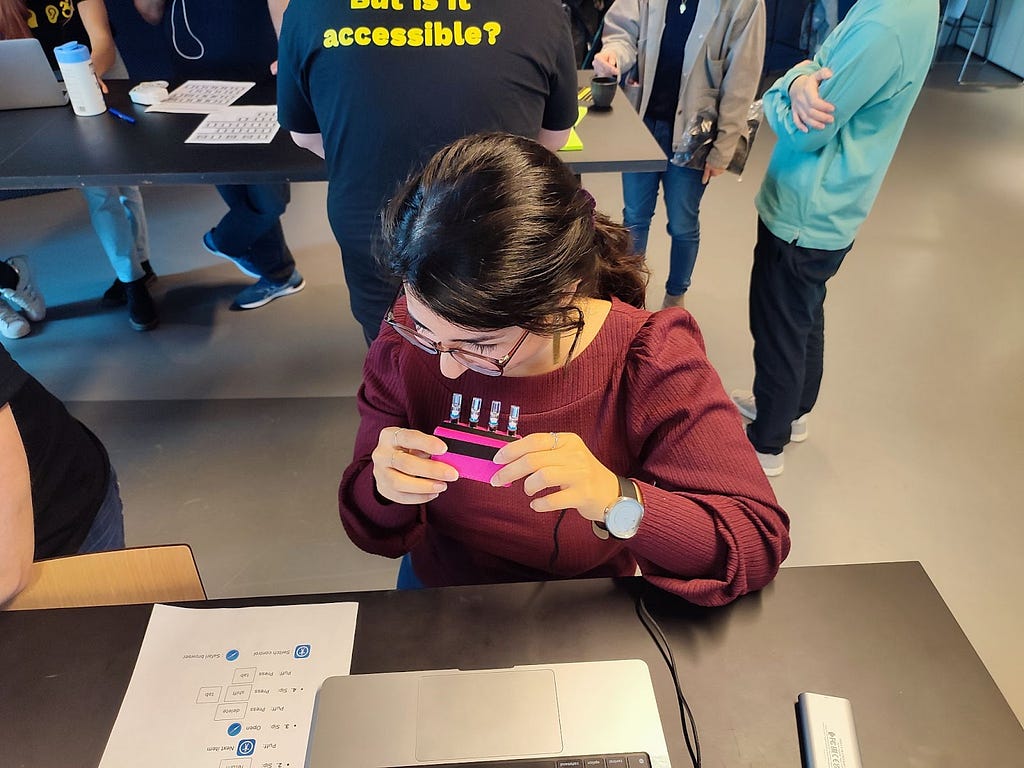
391, 754, 652, 768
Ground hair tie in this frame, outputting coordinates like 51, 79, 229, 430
577, 188, 597, 225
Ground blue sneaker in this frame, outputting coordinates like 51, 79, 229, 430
230, 271, 305, 311
203, 230, 261, 279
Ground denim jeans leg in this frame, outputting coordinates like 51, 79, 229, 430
213, 183, 289, 252
81, 187, 144, 283
621, 116, 671, 257
396, 553, 425, 590
78, 468, 126, 553
661, 164, 707, 296
119, 186, 151, 266
621, 170, 661, 256
248, 222, 296, 284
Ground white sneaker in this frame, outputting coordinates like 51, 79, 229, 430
730, 390, 808, 443
756, 450, 784, 477
0, 302, 30, 339
0, 255, 46, 322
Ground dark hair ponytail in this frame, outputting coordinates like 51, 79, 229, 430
379, 132, 649, 334
592, 213, 648, 309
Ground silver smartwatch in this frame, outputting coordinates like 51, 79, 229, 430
593, 475, 644, 540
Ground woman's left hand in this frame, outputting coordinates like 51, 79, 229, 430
490, 432, 619, 522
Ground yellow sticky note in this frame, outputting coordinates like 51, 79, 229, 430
560, 106, 587, 152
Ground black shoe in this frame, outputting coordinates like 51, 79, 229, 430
125, 277, 158, 331
101, 261, 157, 307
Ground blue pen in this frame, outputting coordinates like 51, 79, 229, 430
108, 107, 136, 124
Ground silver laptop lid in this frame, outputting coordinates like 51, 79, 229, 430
306, 659, 670, 768
0, 38, 69, 110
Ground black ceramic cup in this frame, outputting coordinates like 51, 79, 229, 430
590, 75, 617, 109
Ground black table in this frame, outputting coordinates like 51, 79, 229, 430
0, 75, 664, 189
1, 562, 1021, 768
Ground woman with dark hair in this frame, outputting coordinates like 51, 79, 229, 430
339, 133, 789, 607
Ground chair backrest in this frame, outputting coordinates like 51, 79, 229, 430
1, 544, 206, 611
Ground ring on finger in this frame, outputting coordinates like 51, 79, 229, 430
393, 427, 405, 448
551, 432, 559, 450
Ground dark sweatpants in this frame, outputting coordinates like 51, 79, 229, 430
747, 218, 851, 455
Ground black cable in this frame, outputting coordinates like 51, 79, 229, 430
636, 596, 701, 768
548, 509, 569, 570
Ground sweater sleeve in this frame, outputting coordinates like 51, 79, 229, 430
337, 328, 426, 559
599, 0, 642, 79
622, 310, 791, 606
764, 20, 903, 153
707, 0, 766, 171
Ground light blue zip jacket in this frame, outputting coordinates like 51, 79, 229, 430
755, 0, 938, 250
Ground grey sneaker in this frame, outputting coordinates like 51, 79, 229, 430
230, 271, 305, 311
730, 390, 808, 443
756, 450, 784, 477
0, 255, 46, 322
0, 301, 30, 339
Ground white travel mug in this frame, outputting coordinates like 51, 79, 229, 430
54, 41, 106, 116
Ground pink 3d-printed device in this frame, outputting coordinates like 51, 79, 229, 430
432, 395, 521, 484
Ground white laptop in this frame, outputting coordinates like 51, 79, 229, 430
305, 659, 671, 768
0, 38, 69, 110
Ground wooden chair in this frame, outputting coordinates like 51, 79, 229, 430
2, 544, 206, 611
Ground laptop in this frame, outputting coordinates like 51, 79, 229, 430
305, 659, 671, 768
0, 38, 69, 110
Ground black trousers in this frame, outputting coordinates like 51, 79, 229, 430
748, 218, 851, 454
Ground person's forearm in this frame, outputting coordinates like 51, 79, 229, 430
0, 405, 35, 605
536, 128, 570, 153
268, 0, 290, 37
78, 0, 117, 76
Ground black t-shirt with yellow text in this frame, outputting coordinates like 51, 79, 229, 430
23, 0, 89, 69
277, 0, 579, 228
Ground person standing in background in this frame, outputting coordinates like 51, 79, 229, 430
595, 0, 765, 310
0, 0, 159, 331
731, 0, 938, 477
133, 0, 302, 311
276, 0, 578, 344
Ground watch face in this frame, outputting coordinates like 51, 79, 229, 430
607, 497, 644, 539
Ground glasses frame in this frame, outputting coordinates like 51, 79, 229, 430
384, 294, 584, 377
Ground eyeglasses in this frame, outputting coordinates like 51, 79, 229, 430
384, 295, 584, 377
385, 302, 531, 376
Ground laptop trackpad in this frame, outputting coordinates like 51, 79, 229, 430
416, 669, 563, 761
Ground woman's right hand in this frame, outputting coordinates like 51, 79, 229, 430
592, 51, 619, 79
372, 427, 459, 505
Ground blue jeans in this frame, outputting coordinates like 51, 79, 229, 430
78, 467, 126, 553
80, 186, 150, 283
213, 183, 295, 284
396, 553, 425, 590
622, 117, 708, 296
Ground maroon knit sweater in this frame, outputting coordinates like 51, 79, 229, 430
339, 298, 790, 606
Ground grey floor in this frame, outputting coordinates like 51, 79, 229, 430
3, 61, 1022, 724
